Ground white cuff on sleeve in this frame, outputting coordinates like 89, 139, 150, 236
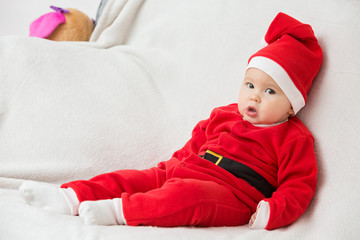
249, 200, 270, 229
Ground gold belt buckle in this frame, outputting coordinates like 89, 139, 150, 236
206, 150, 223, 165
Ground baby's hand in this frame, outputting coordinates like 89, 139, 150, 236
249, 200, 270, 229
249, 210, 258, 227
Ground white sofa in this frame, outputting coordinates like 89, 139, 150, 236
1, 0, 359, 239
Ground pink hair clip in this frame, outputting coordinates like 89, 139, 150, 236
29, 6, 69, 38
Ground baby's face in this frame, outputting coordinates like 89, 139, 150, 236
238, 68, 294, 125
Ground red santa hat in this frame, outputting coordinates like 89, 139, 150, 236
247, 12, 323, 114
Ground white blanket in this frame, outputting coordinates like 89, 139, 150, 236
1, 0, 360, 239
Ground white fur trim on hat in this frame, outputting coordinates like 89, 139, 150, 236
246, 56, 305, 114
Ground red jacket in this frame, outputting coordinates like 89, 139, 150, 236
168, 103, 317, 229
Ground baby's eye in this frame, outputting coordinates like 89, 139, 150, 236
247, 83, 254, 89
265, 88, 276, 94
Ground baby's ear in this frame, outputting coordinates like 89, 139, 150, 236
289, 108, 295, 116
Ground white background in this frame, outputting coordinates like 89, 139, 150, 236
0, 0, 101, 37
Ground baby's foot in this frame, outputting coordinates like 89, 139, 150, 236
19, 180, 79, 215
79, 198, 125, 225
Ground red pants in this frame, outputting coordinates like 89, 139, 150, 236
62, 155, 254, 227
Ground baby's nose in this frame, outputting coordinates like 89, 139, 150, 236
250, 94, 261, 103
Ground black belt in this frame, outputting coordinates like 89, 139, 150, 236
201, 150, 275, 198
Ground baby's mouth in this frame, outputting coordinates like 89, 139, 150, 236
245, 106, 258, 117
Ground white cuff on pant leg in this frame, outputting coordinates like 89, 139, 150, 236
61, 188, 80, 216
113, 198, 126, 225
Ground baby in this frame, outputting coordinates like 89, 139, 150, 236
19, 12, 323, 230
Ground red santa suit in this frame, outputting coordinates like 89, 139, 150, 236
61, 103, 317, 229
